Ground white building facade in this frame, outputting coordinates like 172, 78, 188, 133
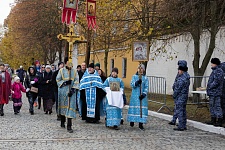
146, 28, 225, 94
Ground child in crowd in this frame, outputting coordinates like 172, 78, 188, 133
11, 76, 26, 114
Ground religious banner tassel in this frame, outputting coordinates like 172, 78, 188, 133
66, 10, 72, 25
71, 10, 77, 23
62, 9, 67, 23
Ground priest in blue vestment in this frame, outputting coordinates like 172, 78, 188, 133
80, 63, 106, 123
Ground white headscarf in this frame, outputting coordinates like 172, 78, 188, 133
138, 64, 145, 71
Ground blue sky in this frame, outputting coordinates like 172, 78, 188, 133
0, 0, 15, 25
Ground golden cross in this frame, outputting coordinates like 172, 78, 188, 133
57, 24, 86, 62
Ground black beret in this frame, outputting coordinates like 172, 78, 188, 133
211, 58, 221, 65
88, 63, 94, 68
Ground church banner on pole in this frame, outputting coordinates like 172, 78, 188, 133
62, 0, 79, 24
87, 0, 97, 30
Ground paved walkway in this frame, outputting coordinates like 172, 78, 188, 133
1, 95, 225, 150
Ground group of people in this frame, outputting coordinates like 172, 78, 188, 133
169, 58, 225, 131
1, 57, 224, 133
0, 58, 149, 133
56, 58, 149, 133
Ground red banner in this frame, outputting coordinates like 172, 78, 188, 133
62, 0, 79, 24
87, 0, 97, 30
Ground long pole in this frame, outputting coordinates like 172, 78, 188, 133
138, 63, 143, 118
68, 68, 72, 110
68, 39, 73, 109
85, 29, 91, 65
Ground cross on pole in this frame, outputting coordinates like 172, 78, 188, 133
57, 24, 86, 62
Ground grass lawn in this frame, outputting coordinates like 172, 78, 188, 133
124, 88, 211, 123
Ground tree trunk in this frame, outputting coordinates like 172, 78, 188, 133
104, 49, 108, 76
64, 42, 69, 58
191, 27, 202, 92
191, 1, 219, 91
59, 41, 62, 62
64, 24, 69, 59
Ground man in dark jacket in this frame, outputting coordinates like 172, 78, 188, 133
77, 62, 86, 112
169, 60, 190, 131
37, 64, 45, 109
52, 62, 64, 120
16, 66, 26, 85
206, 58, 224, 127
78, 62, 86, 82
38, 65, 54, 114
220, 62, 225, 123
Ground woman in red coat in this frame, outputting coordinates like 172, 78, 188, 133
0, 64, 12, 116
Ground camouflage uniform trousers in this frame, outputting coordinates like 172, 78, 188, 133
172, 95, 187, 129
173, 103, 187, 129
209, 96, 223, 118
171, 102, 178, 124
221, 97, 225, 116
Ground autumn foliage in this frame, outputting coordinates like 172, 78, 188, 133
0, 0, 63, 69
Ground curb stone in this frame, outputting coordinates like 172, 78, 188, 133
124, 105, 225, 135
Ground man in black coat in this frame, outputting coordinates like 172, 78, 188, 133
16, 66, 26, 85
78, 62, 87, 82
52, 62, 64, 120
38, 65, 54, 114
37, 64, 45, 109
76, 62, 86, 111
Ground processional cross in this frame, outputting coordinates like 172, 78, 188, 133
57, 24, 86, 62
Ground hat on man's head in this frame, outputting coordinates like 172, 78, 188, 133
211, 58, 221, 65
77, 65, 81, 69
95, 63, 100, 68
178, 60, 187, 68
35, 60, 40, 65
14, 76, 20, 82
88, 63, 95, 68
112, 68, 118, 74
45, 65, 51, 69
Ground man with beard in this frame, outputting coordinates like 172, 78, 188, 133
56, 57, 79, 133
80, 63, 106, 123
